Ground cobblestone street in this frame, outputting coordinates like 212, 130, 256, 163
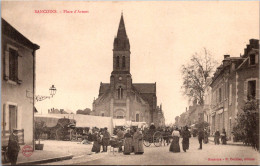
42, 137, 259, 165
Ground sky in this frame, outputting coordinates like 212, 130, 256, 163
1, 1, 259, 124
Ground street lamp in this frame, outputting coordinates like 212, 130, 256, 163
49, 85, 57, 97
35, 85, 57, 102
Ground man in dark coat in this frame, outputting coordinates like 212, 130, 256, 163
8, 129, 20, 165
182, 126, 191, 152
149, 123, 156, 130
102, 127, 110, 152
198, 128, 204, 150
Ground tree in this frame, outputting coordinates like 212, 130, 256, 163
76, 108, 91, 115
34, 120, 46, 144
233, 99, 259, 151
181, 48, 217, 105
195, 121, 209, 130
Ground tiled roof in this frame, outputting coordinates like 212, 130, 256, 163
99, 83, 110, 95
132, 83, 156, 94
2, 18, 39, 50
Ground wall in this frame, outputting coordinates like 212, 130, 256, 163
1, 36, 34, 145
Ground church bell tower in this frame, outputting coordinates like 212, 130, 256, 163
110, 13, 132, 99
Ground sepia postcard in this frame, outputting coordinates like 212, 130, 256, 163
1, 1, 259, 165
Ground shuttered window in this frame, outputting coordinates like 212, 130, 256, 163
4, 45, 22, 84
9, 48, 18, 82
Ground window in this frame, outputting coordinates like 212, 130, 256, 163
116, 56, 120, 68
118, 86, 123, 99
136, 114, 140, 122
248, 80, 256, 100
219, 88, 222, 102
9, 48, 18, 82
250, 54, 256, 65
9, 105, 17, 131
4, 45, 22, 84
101, 113, 105, 117
122, 56, 125, 68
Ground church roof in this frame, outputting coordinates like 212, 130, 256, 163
99, 83, 110, 96
132, 83, 156, 94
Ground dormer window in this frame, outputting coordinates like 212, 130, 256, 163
250, 54, 256, 65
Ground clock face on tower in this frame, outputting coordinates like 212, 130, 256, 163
119, 77, 122, 81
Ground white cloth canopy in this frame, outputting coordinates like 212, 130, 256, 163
36, 114, 113, 134
113, 119, 126, 127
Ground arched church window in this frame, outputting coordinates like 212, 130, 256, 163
122, 56, 126, 68
116, 56, 120, 68
136, 113, 140, 122
118, 86, 123, 99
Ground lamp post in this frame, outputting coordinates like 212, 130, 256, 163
35, 85, 57, 102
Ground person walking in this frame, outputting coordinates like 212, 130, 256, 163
214, 130, 220, 145
117, 127, 124, 153
102, 127, 110, 152
182, 126, 191, 152
221, 129, 227, 145
123, 129, 133, 155
7, 129, 20, 165
132, 128, 144, 155
198, 128, 204, 150
169, 126, 181, 153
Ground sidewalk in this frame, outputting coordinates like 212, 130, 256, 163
208, 137, 249, 146
3, 149, 73, 165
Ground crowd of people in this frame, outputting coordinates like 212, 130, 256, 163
168, 126, 228, 153
6, 124, 229, 165
81, 126, 145, 155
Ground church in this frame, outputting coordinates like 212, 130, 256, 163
92, 14, 165, 127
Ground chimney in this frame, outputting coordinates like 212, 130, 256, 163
249, 39, 259, 49
224, 55, 230, 59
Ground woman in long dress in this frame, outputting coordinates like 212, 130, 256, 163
123, 129, 133, 155
133, 128, 144, 155
221, 129, 227, 145
169, 127, 181, 153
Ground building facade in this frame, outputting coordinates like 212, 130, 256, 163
92, 14, 164, 127
1, 18, 40, 146
210, 39, 259, 140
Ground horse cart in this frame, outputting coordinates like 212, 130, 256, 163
142, 129, 164, 147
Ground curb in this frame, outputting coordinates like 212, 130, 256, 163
208, 138, 249, 147
16, 154, 74, 165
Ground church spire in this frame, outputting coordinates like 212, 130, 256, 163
117, 13, 127, 39
113, 13, 130, 51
